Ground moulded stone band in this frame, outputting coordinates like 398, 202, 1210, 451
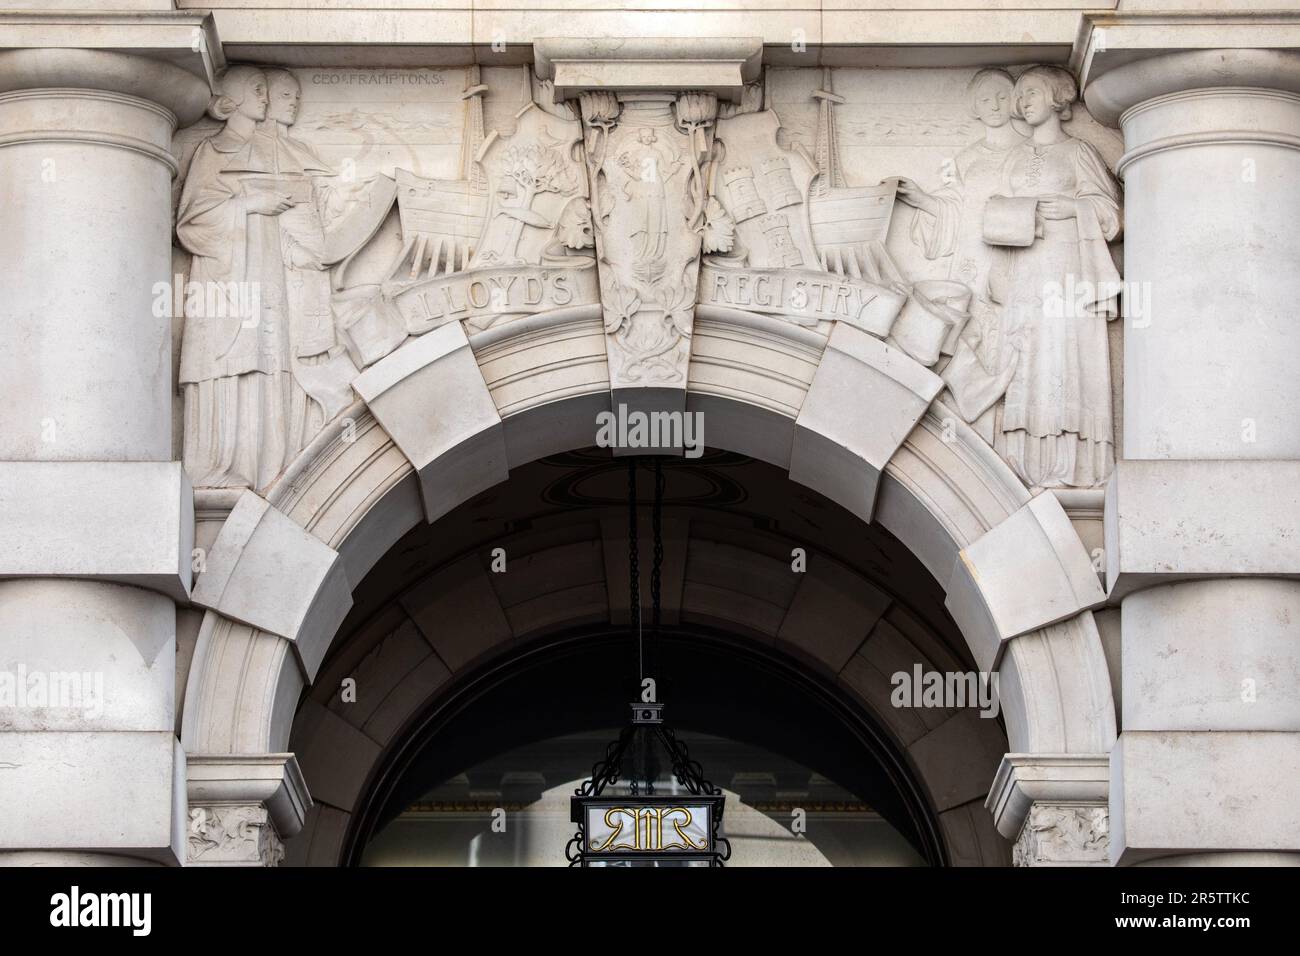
0, 128, 181, 175
1085, 47, 1300, 127
1117, 128, 1300, 177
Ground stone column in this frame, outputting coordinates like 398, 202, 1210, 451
0, 46, 212, 864
1085, 47, 1300, 865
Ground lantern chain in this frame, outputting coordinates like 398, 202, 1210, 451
627, 458, 641, 685
651, 457, 664, 672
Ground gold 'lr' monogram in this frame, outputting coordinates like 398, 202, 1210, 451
589, 807, 707, 852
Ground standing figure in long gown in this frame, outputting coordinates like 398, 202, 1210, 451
257, 68, 359, 458
895, 68, 1028, 443
617, 128, 683, 276
983, 65, 1122, 489
177, 66, 296, 491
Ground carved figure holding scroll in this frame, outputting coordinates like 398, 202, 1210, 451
956, 65, 1122, 489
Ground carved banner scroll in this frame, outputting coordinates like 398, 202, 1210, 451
381, 99, 598, 339
702, 108, 908, 336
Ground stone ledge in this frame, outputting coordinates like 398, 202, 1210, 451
190, 491, 351, 678
986, 753, 1109, 840
0, 14, 222, 124
1076, 13, 1300, 124
186, 753, 312, 841
535, 36, 762, 101
0, 460, 194, 603
946, 492, 1105, 670
1104, 459, 1300, 600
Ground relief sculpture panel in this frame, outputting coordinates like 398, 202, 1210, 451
171, 61, 1123, 495
579, 90, 717, 398
887, 66, 1125, 490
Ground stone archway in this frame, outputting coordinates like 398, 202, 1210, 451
180, 302, 1116, 866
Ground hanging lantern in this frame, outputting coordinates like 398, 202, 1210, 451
566, 702, 730, 867
565, 459, 730, 867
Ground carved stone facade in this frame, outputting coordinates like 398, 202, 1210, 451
1, 5, 1299, 869
166, 56, 1129, 491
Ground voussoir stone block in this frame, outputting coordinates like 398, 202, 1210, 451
353, 321, 508, 523
945, 491, 1105, 671
1105, 459, 1300, 599
0, 460, 193, 602
790, 323, 942, 522
191, 491, 351, 679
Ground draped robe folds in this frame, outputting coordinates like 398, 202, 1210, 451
252, 123, 359, 453
177, 127, 292, 491
910, 138, 1022, 446
910, 139, 1018, 301
177, 123, 358, 492
961, 137, 1122, 489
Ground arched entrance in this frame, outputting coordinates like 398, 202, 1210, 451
282, 450, 1010, 865
181, 310, 1115, 867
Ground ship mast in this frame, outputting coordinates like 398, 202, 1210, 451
460, 64, 488, 194
810, 67, 846, 198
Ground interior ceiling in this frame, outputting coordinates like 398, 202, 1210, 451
332, 447, 972, 671
307, 447, 985, 865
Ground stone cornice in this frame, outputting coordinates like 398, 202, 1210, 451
986, 753, 1109, 841
187, 753, 312, 840
162, 4, 1105, 69
0, 46, 216, 126
0, 10, 223, 94
1072, 12, 1300, 125
534, 36, 763, 101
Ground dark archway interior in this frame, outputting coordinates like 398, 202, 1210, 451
347, 626, 945, 866
300, 449, 1004, 866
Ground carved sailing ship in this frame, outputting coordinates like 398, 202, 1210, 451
387, 66, 490, 283
807, 68, 905, 287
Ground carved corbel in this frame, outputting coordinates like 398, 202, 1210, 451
187, 754, 311, 867
537, 38, 760, 446
987, 754, 1110, 867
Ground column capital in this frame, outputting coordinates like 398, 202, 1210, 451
988, 754, 1110, 866
0, 11, 223, 125
187, 753, 311, 867
1071, 12, 1300, 127
986, 753, 1109, 838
